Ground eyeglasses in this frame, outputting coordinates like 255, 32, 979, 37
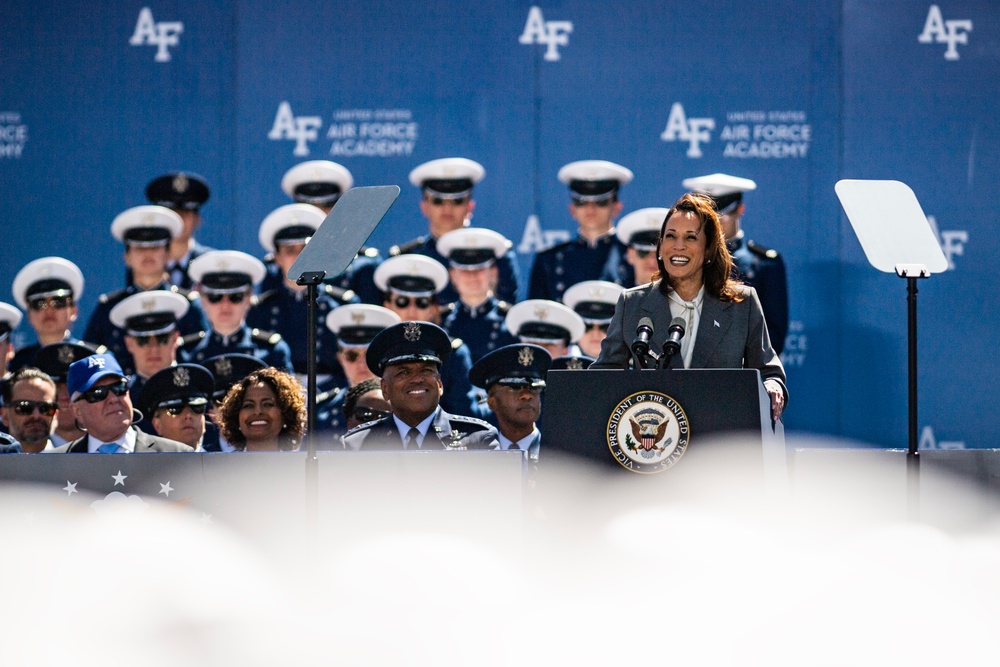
635, 249, 655, 259
132, 333, 173, 347
28, 296, 73, 311
353, 406, 390, 423
205, 292, 248, 304
161, 401, 208, 417
79, 378, 130, 403
571, 198, 613, 208
393, 295, 433, 310
427, 196, 469, 206
587, 323, 610, 333
10, 400, 58, 417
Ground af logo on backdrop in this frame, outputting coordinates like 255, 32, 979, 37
519, 6, 573, 61
926, 215, 968, 270
918, 5, 973, 60
129, 7, 184, 63
660, 103, 715, 158
0, 112, 28, 159
661, 104, 812, 160
268, 102, 322, 157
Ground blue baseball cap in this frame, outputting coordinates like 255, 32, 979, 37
68, 353, 127, 401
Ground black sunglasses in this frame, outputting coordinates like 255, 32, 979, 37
132, 332, 173, 347
571, 198, 613, 208
10, 399, 58, 417
394, 295, 433, 309
28, 296, 73, 311
79, 378, 130, 403
634, 249, 655, 259
205, 292, 248, 304
353, 406, 390, 423
341, 349, 364, 363
587, 323, 610, 333
161, 401, 208, 417
427, 196, 469, 206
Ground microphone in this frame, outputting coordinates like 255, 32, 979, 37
630, 317, 655, 369
660, 317, 686, 368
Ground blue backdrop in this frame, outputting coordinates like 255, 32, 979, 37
1, 1, 994, 449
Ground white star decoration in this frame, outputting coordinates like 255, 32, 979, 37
63, 481, 78, 496
112, 471, 127, 486
159, 482, 173, 498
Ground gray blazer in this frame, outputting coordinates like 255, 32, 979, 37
592, 281, 788, 400
52, 427, 194, 453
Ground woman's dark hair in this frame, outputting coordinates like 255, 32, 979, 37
652, 192, 743, 302
343, 377, 382, 420
216, 367, 306, 450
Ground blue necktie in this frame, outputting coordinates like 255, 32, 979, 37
96, 443, 123, 454
405, 428, 419, 450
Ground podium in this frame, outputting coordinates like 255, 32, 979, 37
543, 368, 784, 474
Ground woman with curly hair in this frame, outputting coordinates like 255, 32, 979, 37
591, 192, 787, 421
217, 367, 305, 451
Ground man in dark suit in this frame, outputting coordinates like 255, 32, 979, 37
51, 353, 192, 453
342, 322, 498, 451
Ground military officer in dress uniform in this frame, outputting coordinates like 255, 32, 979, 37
137, 363, 214, 451
108, 290, 190, 427
145, 171, 214, 289
562, 280, 623, 359
182, 251, 293, 373
616, 207, 668, 287
682, 173, 788, 353
342, 321, 499, 451
277, 160, 384, 304
437, 227, 518, 363
390, 157, 520, 305
32, 341, 101, 447
202, 353, 268, 452
0, 302, 23, 377
529, 160, 634, 302
249, 203, 356, 387
313, 304, 400, 440
504, 299, 585, 360
83, 205, 207, 376
375, 254, 486, 419
9, 257, 90, 372
549, 354, 595, 371
469, 344, 550, 459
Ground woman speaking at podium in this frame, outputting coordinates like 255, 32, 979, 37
591, 192, 787, 421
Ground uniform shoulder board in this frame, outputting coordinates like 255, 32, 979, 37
98, 289, 128, 304
322, 284, 357, 303
344, 416, 390, 437
496, 300, 511, 314
747, 240, 780, 260
448, 414, 493, 431
180, 331, 207, 347
451, 337, 464, 351
360, 246, 380, 259
251, 328, 283, 345
389, 237, 425, 257
254, 289, 278, 305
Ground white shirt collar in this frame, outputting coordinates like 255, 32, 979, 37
87, 427, 137, 453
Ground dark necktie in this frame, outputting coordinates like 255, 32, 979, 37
405, 428, 419, 450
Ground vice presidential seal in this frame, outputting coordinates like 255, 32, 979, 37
606, 391, 689, 474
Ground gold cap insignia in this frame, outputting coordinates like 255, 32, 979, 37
403, 321, 421, 341
518, 347, 534, 367
57, 345, 75, 365
533, 306, 549, 320
173, 367, 190, 387
350, 312, 365, 324
566, 358, 584, 370
214, 357, 232, 378
172, 173, 189, 193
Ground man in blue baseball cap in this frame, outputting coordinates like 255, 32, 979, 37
51, 353, 192, 453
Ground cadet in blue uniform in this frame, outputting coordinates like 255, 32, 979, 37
276, 160, 385, 304
374, 254, 486, 419
109, 290, 191, 431
83, 205, 207, 376
529, 160, 634, 302
182, 250, 293, 373
682, 173, 788, 353
248, 203, 355, 386
562, 280, 623, 360
137, 363, 214, 451
0, 303, 22, 378
469, 344, 550, 459
390, 157, 520, 305
342, 321, 499, 451
437, 227, 518, 362
313, 304, 400, 440
616, 207, 668, 288
9, 257, 90, 372
505, 298, 585, 361
145, 171, 214, 289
